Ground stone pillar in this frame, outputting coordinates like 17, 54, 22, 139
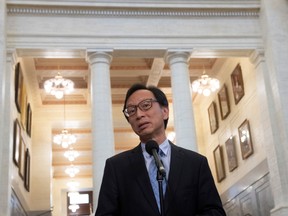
0, 3, 13, 213
86, 50, 115, 212
165, 51, 198, 151
259, 0, 288, 215
0, 49, 16, 216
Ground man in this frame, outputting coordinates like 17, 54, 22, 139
95, 83, 226, 216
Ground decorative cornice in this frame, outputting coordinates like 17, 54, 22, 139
7, 6, 259, 17
249, 49, 265, 67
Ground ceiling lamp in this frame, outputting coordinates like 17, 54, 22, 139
54, 129, 76, 148
65, 165, 79, 178
192, 68, 220, 96
68, 204, 79, 213
64, 148, 79, 161
44, 72, 74, 99
53, 95, 77, 148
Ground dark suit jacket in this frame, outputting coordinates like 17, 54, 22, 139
95, 142, 226, 216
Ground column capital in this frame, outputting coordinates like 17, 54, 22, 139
164, 49, 192, 66
86, 49, 113, 65
249, 49, 265, 68
6, 49, 18, 65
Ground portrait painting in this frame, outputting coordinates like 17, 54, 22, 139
238, 119, 253, 159
231, 64, 245, 105
208, 101, 219, 134
213, 145, 225, 182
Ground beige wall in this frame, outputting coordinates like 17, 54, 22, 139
194, 57, 268, 199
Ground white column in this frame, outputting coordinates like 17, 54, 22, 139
0, 49, 16, 216
86, 50, 115, 212
0, 2, 13, 212
165, 51, 197, 151
259, 0, 288, 215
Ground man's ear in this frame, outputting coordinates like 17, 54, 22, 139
162, 107, 169, 120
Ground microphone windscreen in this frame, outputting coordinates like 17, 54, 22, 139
145, 140, 159, 155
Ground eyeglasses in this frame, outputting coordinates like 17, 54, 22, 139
123, 98, 158, 117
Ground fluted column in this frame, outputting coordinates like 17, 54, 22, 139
86, 50, 115, 212
165, 51, 197, 151
259, 0, 288, 214
0, 2, 13, 213
0, 49, 17, 216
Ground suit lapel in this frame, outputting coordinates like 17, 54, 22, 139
129, 144, 160, 214
164, 143, 184, 214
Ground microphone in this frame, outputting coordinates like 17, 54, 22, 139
145, 140, 166, 177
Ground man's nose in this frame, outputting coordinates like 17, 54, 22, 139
135, 107, 145, 118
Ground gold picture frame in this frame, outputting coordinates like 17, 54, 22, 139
24, 149, 30, 192
238, 119, 253, 159
14, 62, 23, 113
26, 103, 32, 137
225, 136, 238, 172
213, 145, 225, 182
18, 138, 26, 179
208, 101, 219, 134
231, 64, 245, 105
13, 119, 21, 166
218, 84, 230, 120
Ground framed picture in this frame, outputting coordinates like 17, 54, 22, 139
218, 84, 230, 120
208, 101, 219, 134
26, 103, 32, 137
24, 149, 30, 192
18, 138, 26, 179
225, 136, 238, 172
213, 145, 225, 182
14, 62, 23, 113
231, 64, 245, 104
13, 119, 21, 166
238, 119, 253, 159
20, 85, 27, 130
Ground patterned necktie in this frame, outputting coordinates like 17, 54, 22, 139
148, 150, 166, 211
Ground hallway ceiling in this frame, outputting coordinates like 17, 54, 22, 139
22, 56, 217, 180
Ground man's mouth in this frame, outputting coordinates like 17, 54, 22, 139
138, 122, 149, 130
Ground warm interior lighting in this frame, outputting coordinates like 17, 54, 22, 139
70, 193, 89, 204
192, 68, 220, 96
44, 72, 74, 99
65, 165, 79, 177
68, 204, 79, 213
53, 129, 76, 148
64, 148, 79, 161
53, 95, 77, 148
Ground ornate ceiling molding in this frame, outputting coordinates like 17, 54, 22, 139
7, 6, 259, 18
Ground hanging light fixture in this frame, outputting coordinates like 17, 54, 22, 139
53, 95, 76, 148
54, 129, 76, 148
64, 148, 79, 161
191, 67, 220, 96
68, 204, 79, 213
65, 165, 79, 178
44, 64, 74, 99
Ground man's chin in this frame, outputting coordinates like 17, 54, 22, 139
138, 132, 153, 142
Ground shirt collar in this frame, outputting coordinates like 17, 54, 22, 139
141, 139, 169, 157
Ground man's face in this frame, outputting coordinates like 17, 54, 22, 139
125, 89, 169, 142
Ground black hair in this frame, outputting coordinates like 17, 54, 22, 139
123, 83, 169, 128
